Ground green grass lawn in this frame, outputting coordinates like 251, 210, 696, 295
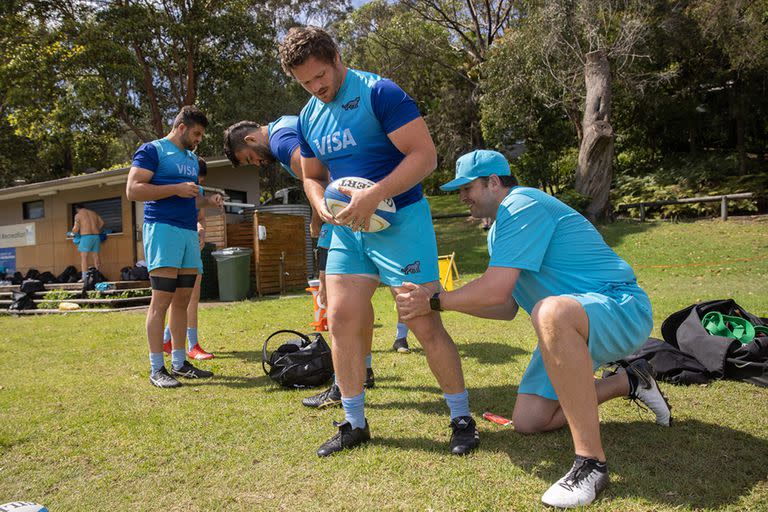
2, 204, 767, 511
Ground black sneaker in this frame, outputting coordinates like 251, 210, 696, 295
302, 383, 342, 408
149, 366, 182, 388
393, 337, 411, 353
170, 360, 214, 379
449, 416, 479, 455
364, 367, 375, 389
625, 359, 672, 426
541, 456, 609, 508
317, 420, 371, 457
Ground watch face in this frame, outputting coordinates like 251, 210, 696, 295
430, 293, 442, 311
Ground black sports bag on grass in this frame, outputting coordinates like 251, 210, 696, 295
262, 330, 333, 388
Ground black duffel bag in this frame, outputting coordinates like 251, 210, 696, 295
262, 330, 333, 388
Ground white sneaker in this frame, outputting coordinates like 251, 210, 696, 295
626, 359, 672, 426
541, 456, 609, 508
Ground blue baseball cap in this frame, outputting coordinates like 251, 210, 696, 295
440, 150, 511, 191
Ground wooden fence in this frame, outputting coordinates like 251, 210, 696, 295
615, 192, 755, 222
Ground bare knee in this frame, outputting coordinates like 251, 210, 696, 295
512, 410, 552, 434
405, 314, 448, 347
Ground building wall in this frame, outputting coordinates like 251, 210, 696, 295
0, 184, 135, 279
0, 162, 264, 281
203, 165, 261, 223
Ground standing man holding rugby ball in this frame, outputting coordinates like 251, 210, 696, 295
279, 26, 478, 457
126, 106, 223, 389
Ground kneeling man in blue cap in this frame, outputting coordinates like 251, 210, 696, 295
396, 149, 672, 508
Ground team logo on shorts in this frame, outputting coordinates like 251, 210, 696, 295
401, 260, 421, 275
342, 97, 360, 111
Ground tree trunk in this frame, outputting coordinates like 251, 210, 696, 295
575, 50, 614, 223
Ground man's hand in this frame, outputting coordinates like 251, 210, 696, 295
207, 193, 224, 208
176, 182, 200, 198
395, 281, 433, 320
334, 186, 383, 232
315, 200, 341, 225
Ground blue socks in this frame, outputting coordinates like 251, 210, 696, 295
444, 389, 471, 419
187, 327, 199, 351
396, 322, 409, 340
171, 349, 185, 370
341, 391, 366, 429
149, 352, 164, 373
164, 325, 199, 352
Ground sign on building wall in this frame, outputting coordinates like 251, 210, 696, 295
0, 248, 15, 272
0, 223, 36, 248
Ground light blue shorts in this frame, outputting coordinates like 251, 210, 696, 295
317, 223, 333, 249
518, 285, 653, 401
143, 222, 203, 273
326, 198, 439, 286
77, 234, 101, 253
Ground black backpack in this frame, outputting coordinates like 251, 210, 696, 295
262, 330, 333, 388
9, 290, 36, 310
20, 279, 45, 294
39, 271, 58, 284
57, 265, 79, 284
11, 272, 23, 285
24, 268, 40, 281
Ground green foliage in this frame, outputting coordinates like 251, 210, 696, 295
37, 289, 74, 309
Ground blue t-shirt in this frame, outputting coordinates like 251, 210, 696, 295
297, 69, 422, 209
131, 138, 199, 231
268, 116, 301, 179
488, 187, 639, 314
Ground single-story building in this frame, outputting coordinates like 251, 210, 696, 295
0, 158, 263, 280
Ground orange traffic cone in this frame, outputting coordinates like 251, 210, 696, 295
306, 279, 328, 332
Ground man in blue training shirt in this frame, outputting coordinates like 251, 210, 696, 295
126, 105, 224, 389
279, 26, 478, 457
397, 150, 672, 508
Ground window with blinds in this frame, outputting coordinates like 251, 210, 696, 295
71, 197, 123, 234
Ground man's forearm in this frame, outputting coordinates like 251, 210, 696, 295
127, 182, 180, 202
304, 178, 327, 212
440, 275, 516, 318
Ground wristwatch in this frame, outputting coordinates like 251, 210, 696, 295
429, 292, 443, 312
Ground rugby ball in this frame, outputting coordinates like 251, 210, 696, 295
0, 503, 48, 512
324, 177, 396, 233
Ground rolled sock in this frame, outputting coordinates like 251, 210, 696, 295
171, 349, 185, 370
163, 325, 172, 343
341, 391, 366, 429
81, 271, 87, 281
187, 327, 199, 351
396, 322, 408, 340
149, 352, 164, 373
444, 389, 471, 419
365, 353, 372, 369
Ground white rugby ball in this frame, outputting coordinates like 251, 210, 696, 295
0, 503, 49, 512
324, 177, 396, 233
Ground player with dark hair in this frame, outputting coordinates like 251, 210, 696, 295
126, 105, 223, 388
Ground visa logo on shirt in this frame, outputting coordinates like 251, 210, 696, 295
176, 163, 197, 177
313, 129, 357, 156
